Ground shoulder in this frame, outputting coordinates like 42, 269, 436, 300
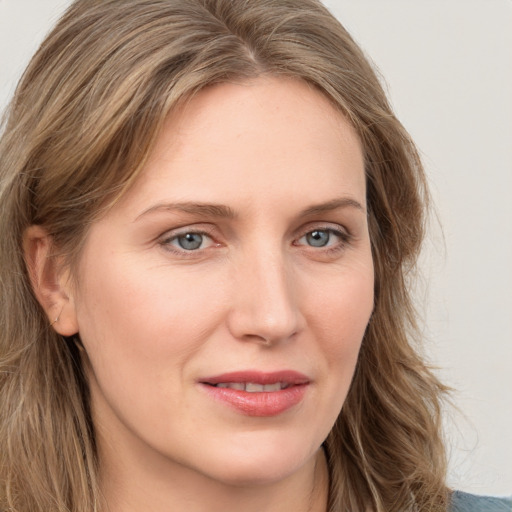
450, 491, 512, 512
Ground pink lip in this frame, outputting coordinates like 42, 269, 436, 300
198, 370, 310, 417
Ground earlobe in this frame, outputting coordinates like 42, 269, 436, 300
23, 226, 79, 336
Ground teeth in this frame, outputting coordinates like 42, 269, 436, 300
215, 382, 287, 392
246, 383, 265, 393
217, 382, 244, 390
262, 383, 283, 392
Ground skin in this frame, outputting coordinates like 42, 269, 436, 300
26, 77, 374, 512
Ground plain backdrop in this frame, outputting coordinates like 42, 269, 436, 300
1, 0, 511, 497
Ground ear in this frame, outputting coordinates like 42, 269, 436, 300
23, 225, 79, 336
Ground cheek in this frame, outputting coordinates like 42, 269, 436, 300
73, 249, 227, 378
305, 260, 374, 403
73, 253, 227, 434
310, 261, 374, 349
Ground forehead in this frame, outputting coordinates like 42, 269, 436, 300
117, 77, 366, 216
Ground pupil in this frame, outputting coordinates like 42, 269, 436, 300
178, 233, 203, 250
307, 230, 329, 247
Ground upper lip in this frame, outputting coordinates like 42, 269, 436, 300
200, 370, 310, 386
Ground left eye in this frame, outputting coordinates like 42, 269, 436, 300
297, 229, 343, 248
165, 232, 212, 251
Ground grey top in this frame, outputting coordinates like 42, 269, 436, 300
451, 491, 512, 511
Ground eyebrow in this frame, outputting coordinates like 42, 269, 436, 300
134, 202, 237, 222
299, 197, 365, 216
134, 196, 365, 222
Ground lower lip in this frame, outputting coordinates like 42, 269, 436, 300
199, 383, 308, 417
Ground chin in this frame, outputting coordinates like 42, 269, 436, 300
192, 433, 320, 487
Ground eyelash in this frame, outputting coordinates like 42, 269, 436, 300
158, 225, 351, 258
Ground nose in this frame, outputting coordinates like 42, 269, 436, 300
226, 248, 303, 346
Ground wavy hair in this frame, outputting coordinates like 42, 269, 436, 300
0, 0, 449, 510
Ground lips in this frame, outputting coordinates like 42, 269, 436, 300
198, 370, 310, 417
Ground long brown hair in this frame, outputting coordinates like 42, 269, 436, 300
0, 1, 449, 510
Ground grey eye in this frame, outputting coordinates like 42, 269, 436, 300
177, 233, 204, 250
305, 230, 330, 247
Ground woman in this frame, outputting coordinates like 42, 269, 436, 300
0, 1, 510, 511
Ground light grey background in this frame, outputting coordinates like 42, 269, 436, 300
1, 0, 511, 497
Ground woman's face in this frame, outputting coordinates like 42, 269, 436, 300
69, 77, 374, 487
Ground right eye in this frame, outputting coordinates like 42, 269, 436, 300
160, 230, 216, 253
173, 232, 206, 250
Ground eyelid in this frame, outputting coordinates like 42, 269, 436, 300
294, 222, 351, 241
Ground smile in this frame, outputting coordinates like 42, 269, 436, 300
199, 370, 310, 416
